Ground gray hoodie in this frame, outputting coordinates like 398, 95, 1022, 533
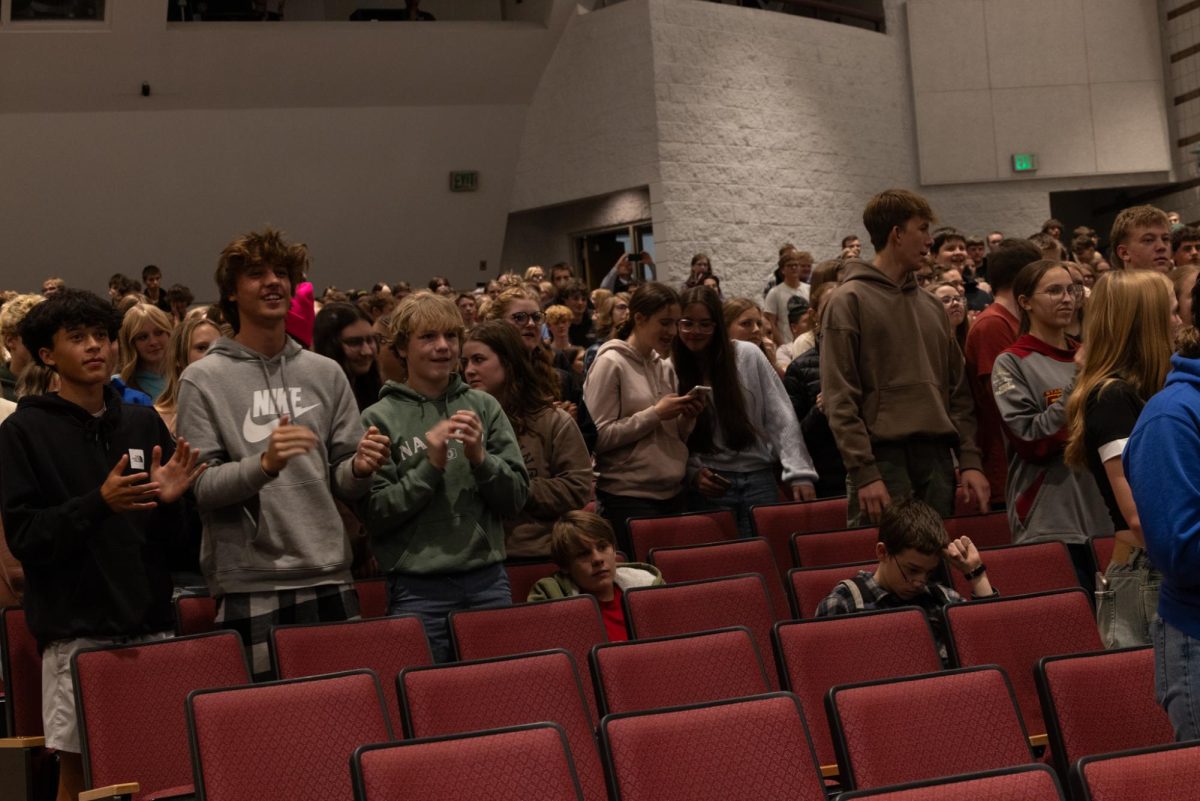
176, 336, 370, 595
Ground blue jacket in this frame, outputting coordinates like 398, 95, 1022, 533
1125, 353, 1200, 638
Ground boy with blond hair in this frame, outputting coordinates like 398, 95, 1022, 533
1110, 204, 1172, 273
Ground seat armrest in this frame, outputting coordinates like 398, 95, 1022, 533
0, 736, 45, 749
79, 782, 140, 801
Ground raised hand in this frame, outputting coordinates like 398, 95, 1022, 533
352, 426, 391, 477
150, 438, 207, 504
101, 454, 159, 513
261, 414, 318, 475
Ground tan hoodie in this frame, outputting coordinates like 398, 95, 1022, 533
820, 258, 982, 486
583, 339, 693, 499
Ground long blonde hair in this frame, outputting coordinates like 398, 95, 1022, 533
1064, 270, 1174, 469
118, 303, 175, 385
156, 316, 221, 414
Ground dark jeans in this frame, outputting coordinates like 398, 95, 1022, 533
595, 490, 687, 557
687, 467, 780, 537
386, 563, 511, 663
846, 438, 956, 527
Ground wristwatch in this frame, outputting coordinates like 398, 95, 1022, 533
963, 563, 987, 581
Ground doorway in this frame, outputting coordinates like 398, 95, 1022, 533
572, 222, 655, 288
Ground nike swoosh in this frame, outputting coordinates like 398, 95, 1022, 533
241, 401, 323, 443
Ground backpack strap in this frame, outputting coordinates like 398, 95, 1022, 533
837, 577, 868, 611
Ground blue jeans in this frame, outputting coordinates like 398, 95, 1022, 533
1154, 616, 1200, 741
387, 563, 511, 663
689, 467, 781, 537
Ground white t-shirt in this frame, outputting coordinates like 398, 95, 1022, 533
763, 281, 810, 345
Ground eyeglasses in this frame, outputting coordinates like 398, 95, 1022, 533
939, 294, 965, 307
678, 319, 716, 333
893, 555, 936, 587
1036, 285, 1083, 300
509, 311, 545, 325
340, 335, 379, 350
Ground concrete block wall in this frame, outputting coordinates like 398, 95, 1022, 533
1154, 0, 1200, 225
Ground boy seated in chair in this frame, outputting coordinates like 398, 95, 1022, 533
528, 510, 663, 641
816, 497, 996, 661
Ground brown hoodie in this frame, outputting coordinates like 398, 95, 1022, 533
819, 258, 982, 486
583, 339, 693, 499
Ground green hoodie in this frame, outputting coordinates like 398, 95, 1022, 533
361, 375, 529, 575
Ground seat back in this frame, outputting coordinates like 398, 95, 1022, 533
352, 723, 585, 801
774, 608, 942, 770
270, 615, 433, 733
627, 510, 737, 561
791, 527, 879, 567
948, 542, 1080, 598
600, 693, 826, 801
1090, 535, 1116, 573
354, 578, 389, 619
173, 594, 217, 636
945, 589, 1103, 737
449, 595, 607, 719
787, 562, 874, 619
1073, 741, 1200, 801
590, 627, 770, 717
73, 631, 250, 801
836, 764, 1065, 800
751, 497, 850, 578
1037, 646, 1173, 777
504, 560, 559, 603
1, 607, 42, 737
398, 649, 605, 801
827, 666, 1033, 790
944, 513, 1012, 548
649, 538, 791, 620
623, 574, 779, 689
188, 670, 392, 801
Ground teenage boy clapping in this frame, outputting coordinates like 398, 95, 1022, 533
0, 289, 204, 801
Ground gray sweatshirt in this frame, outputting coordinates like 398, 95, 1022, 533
991, 335, 1113, 545
687, 340, 818, 485
176, 336, 371, 595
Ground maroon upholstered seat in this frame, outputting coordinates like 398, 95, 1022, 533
649, 537, 791, 620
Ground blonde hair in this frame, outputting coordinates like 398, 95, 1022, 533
1065, 270, 1174, 469
118, 303, 175, 385
387, 291, 465, 365
544, 304, 574, 326
156, 316, 221, 414
1109, 205, 1170, 269
483, 287, 541, 322
0, 294, 44, 341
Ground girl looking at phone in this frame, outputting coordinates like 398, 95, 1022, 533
583, 282, 703, 554
673, 286, 818, 534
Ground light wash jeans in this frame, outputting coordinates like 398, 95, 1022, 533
1154, 615, 1200, 741
387, 563, 511, 663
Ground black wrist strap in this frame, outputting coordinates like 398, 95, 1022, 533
963, 563, 987, 581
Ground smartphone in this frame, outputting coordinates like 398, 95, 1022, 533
709, 471, 732, 490
688, 385, 713, 401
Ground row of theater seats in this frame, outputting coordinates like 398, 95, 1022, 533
0, 580, 1185, 800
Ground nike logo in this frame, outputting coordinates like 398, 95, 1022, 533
242, 398, 323, 443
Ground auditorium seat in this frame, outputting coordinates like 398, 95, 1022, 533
648, 537, 791, 620
627, 510, 737, 561
774, 608, 942, 776
623, 574, 779, 689
943, 512, 1012, 548
354, 578, 389, 619
173, 594, 217, 636
188, 670, 392, 801
1072, 741, 1200, 801
448, 595, 607, 720
599, 693, 827, 801
787, 561, 874, 619
589, 627, 770, 717
1036, 646, 1173, 778
73, 631, 250, 801
836, 764, 1064, 800
1089, 535, 1116, 574
751, 497, 850, 578
791, 527, 879, 568
504, 560, 559, 603
948, 542, 1080, 598
398, 650, 605, 801
945, 589, 1103, 742
827, 666, 1033, 791
0, 607, 55, 801
270, 615, 432, 733
352, 723, 585, 801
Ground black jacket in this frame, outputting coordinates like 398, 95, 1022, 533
783, 343, 847, 498
0, 387, 181, 648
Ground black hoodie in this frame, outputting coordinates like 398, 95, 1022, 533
0, 386, 180, 649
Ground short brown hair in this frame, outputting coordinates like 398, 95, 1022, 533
214, 227, 308, 332
878, 498, 948, 556
862, 189, 935, 252
1110, 205, 1170, 269
550, 511, 616, 569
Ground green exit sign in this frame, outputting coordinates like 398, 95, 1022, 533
1012, 153, 1038, 173
450, 171, 479, 192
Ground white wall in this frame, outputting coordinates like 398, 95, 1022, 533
0, 2, 577, 297
908, 0, 1170, 185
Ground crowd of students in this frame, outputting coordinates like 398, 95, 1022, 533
3, 190, 1200, 799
